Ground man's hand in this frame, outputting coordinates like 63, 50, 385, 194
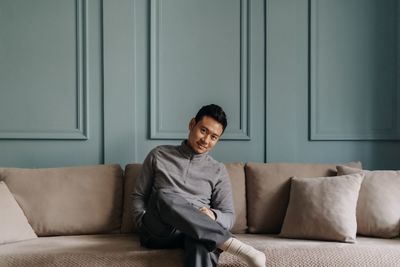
199, 207, 216, 220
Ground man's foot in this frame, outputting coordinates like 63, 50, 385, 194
220, 237, 266, 267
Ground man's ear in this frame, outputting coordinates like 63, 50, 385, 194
189, 118, 196, 130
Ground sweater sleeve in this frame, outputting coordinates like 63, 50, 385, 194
210, 163, 236, 230
131, 149, 156, 228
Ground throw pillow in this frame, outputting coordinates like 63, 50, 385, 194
280, 173, 364, 243
0, 181, 37, 244
337, 165, 400, 238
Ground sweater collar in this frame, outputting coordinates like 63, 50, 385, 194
179, 140, 209, 160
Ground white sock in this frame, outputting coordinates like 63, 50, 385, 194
220, 237, 266, 267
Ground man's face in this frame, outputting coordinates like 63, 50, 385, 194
187, 116, 224, 154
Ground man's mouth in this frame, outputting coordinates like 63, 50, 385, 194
198, 143, 207, 150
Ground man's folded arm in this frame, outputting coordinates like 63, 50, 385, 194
210, 164, 236, 230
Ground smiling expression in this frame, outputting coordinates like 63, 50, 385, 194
187, 116, 224, 154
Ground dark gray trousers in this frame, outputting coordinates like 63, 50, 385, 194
139, 190, 232, 267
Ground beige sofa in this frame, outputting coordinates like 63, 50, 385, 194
0, 162, 399, 267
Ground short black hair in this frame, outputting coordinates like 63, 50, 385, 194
194, 104, 228, 133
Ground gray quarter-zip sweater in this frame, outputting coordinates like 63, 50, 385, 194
132, 140, 235, 230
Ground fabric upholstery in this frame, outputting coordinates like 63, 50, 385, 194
279, 173, 364, 242
121, 164, 142, 233
337, 165, 400, 238
0, 234, 245, 267
0, 182, 37, 245
245, 162, 362, 233
2, 162, 400, 267
224, 162, 247, 233
121, 163, 247, 234
0, 234, 399, 267
239, 234, 400, 267
0, 165, 123, 236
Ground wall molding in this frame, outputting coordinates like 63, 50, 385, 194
0, 0, 88, 140
309, 0, 400, 141
149, 0, 250, 140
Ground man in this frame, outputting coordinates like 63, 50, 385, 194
132, 104, 266, 267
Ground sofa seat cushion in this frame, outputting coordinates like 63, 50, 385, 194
1, 234, 399, 267
0, 234, 181, 267
0, 234, 245, 267
236, 234, 400, 267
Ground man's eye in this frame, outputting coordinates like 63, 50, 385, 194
211, 136, 218, 141
200, 128, 206, 133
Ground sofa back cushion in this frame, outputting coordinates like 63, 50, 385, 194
245, 162, 362, 234
225, 162, 247, 233
121, 162, 247, 234
121, 163, 142, 233
0, 165, 123, 236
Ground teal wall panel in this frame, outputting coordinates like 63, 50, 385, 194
266, 0, 400, 169
103, 0, 136, 166
1, 0, 399, 169
150, 0, 250, 140
310, 0, 400, 140
0, 0, 88, 139
104, 0, 265, 167
0, 0, 103, 167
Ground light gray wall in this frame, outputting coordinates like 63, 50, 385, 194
1, 0, 399, 169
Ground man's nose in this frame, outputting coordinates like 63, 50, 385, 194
201, 136, 209, 144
